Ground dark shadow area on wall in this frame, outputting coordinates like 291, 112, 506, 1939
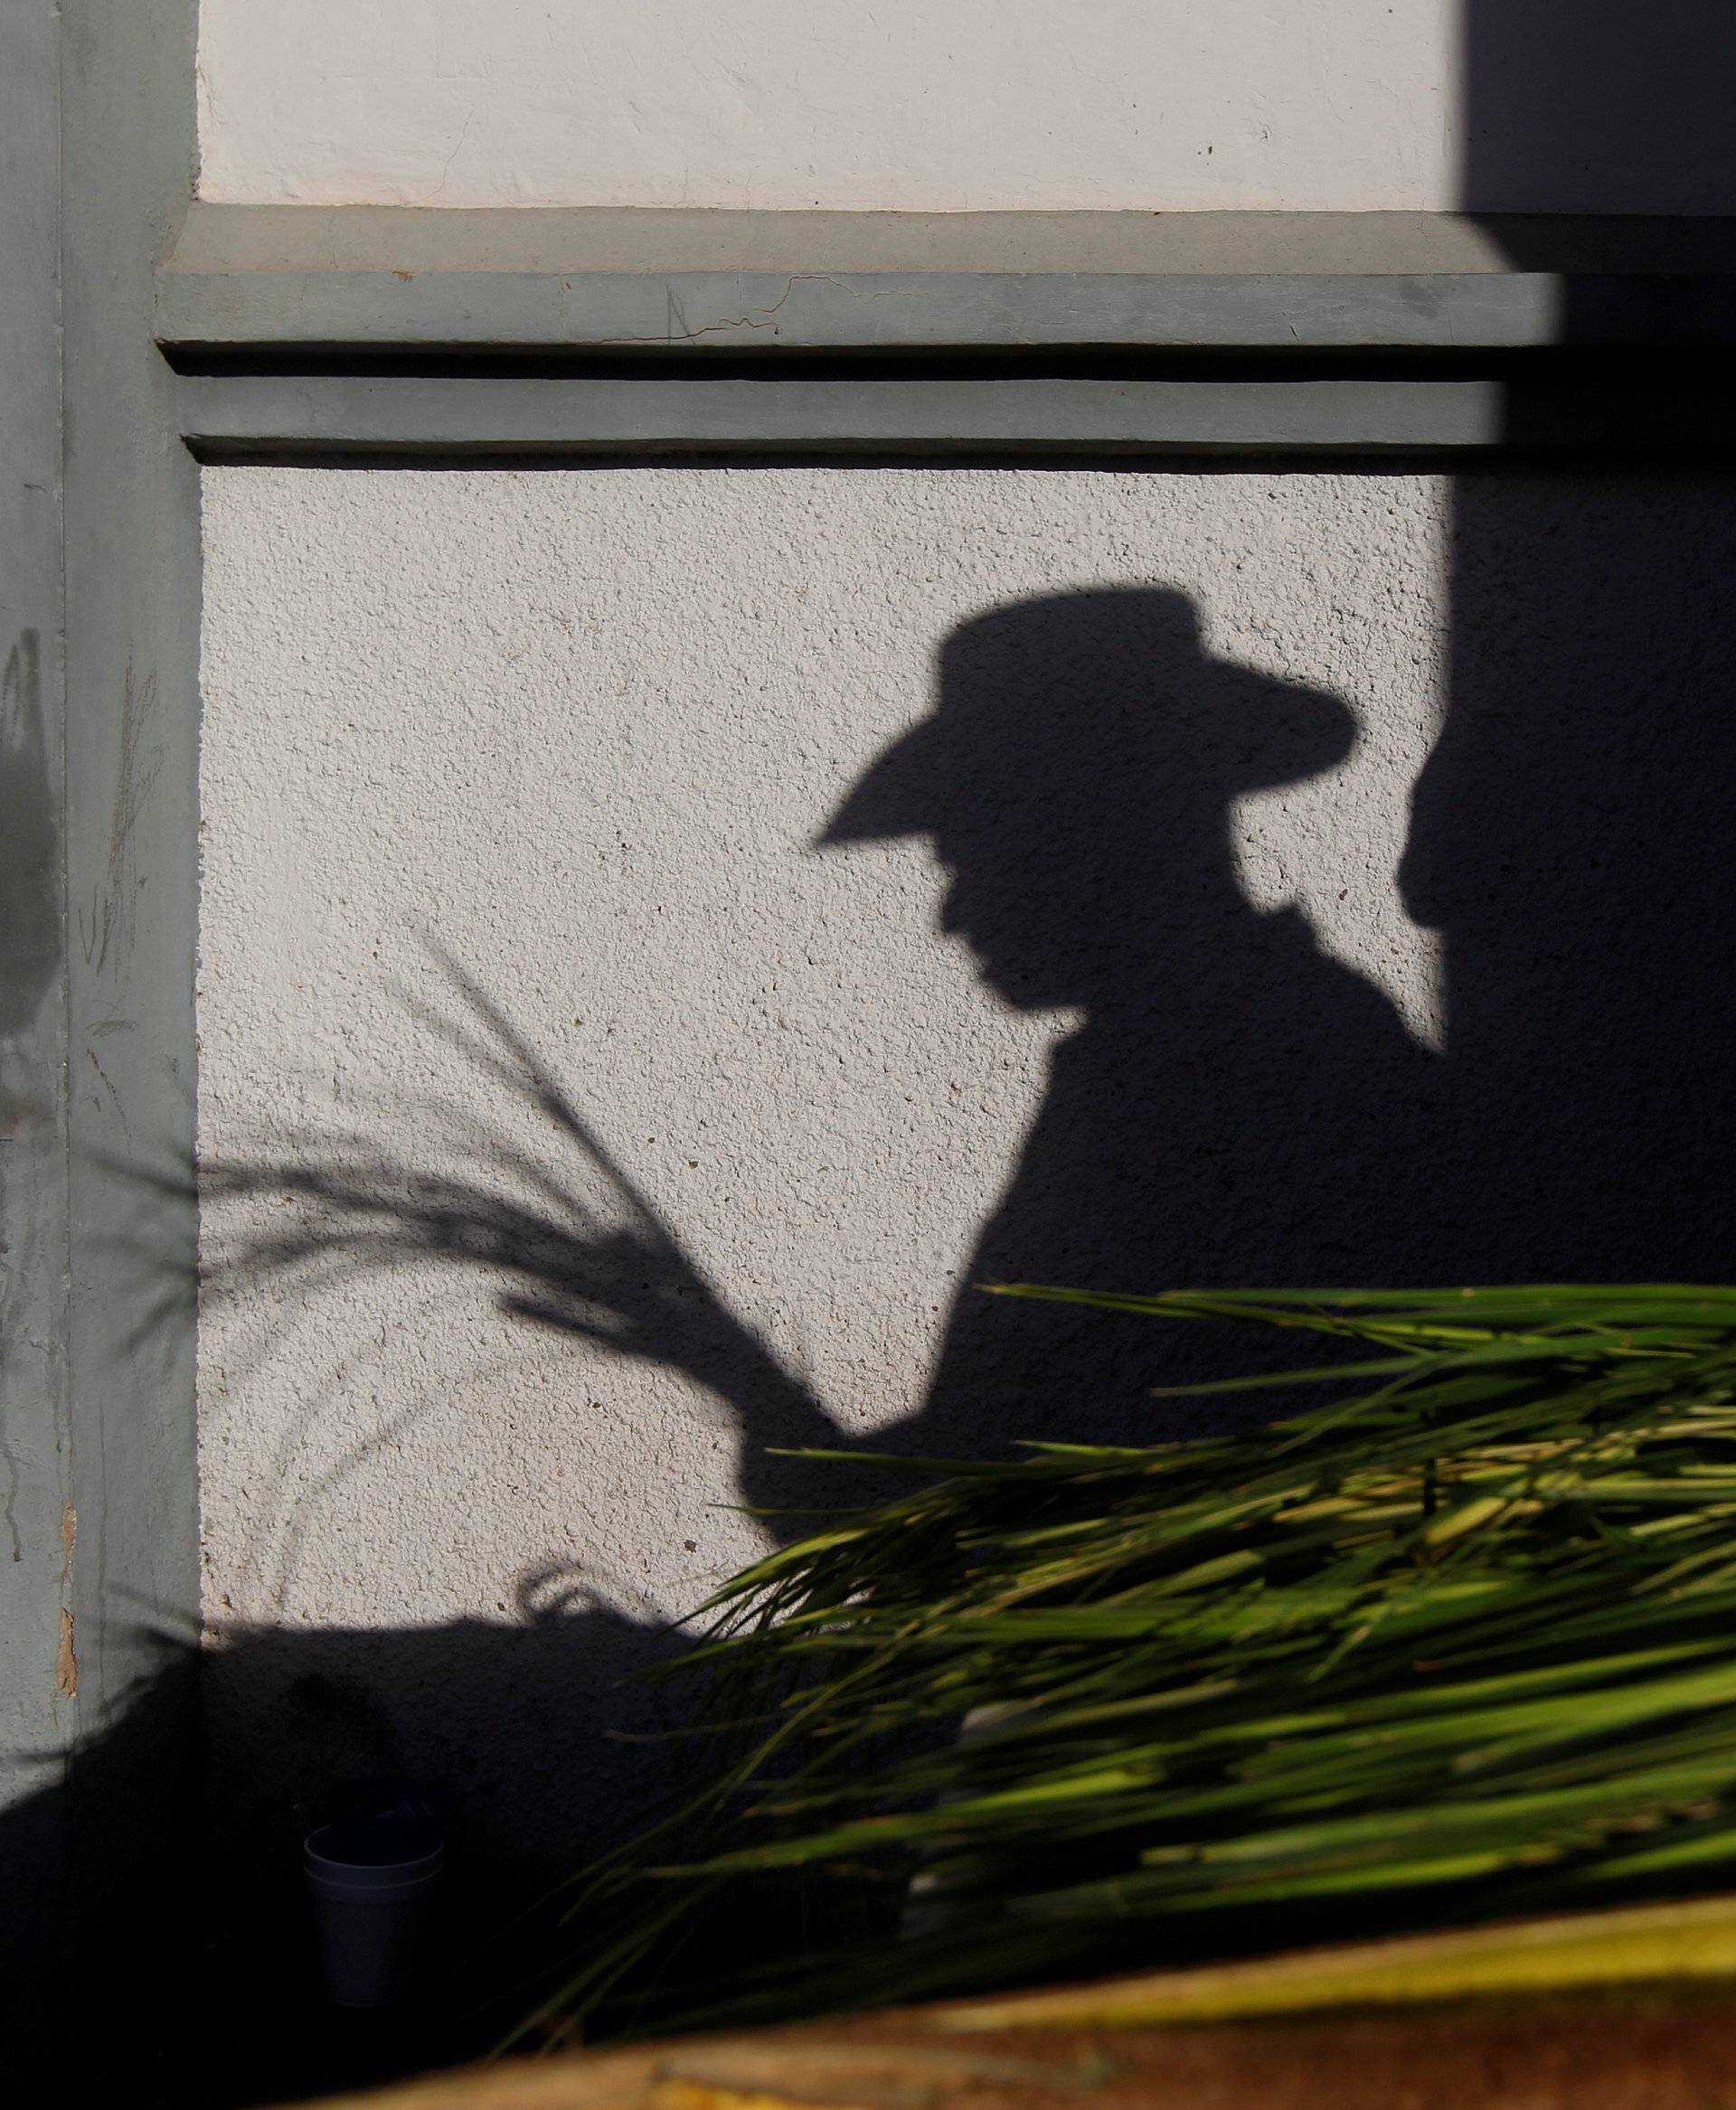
1461, 2, 1736, 448
1415, 476, 1736, 1289
1461, 0, 1736, 221
1455, 4, 1736, 1276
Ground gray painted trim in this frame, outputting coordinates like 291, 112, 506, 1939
165, 266, 1595, 354
160, 207, 1736, 355
0, 0, 73, 1997
61, 0, 202, 1693
168, 203, 1736, 277
3, 0, 203, 2021
179, 372, 1736, 459
57, 0, 203, 1974
179, 374, 1505, 454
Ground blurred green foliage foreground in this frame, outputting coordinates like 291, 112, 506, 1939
530, 1286, 1736, 2043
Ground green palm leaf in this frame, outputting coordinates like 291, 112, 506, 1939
526, 1285, 1736, 2045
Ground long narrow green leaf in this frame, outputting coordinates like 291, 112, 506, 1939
524, 1284, 1736, 2045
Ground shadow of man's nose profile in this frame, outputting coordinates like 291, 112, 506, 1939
823, 587, 1448, 1448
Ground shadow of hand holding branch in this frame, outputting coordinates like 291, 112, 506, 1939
201, 956, 844, 1538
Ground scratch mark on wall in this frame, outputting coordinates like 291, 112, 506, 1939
52, 1507, 77, 1698
0, 1436, 20, 1565
646, 273, 917, 350
417, 101, 480, 206
79, 663, 163, 980
0, 630, 59, 1035
87, 1047, 127, 1130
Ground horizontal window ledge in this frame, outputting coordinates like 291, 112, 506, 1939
176, 372, 1736, 460
159, 206, 1736, 356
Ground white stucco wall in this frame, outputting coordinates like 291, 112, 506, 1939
196, 466, 1448, 1665
193, 0, 1736, 216
199, 0, 1461, 212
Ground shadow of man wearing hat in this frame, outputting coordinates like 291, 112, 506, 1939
199, 583, 1454, 1500
810, 585, 1448, 1461
325, 584, 1455, 1495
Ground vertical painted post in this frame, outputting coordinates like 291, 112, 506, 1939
0, 0, 73, 2011
0, 0, 203, 2031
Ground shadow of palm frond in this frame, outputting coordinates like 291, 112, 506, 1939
188, 954, 837, 1512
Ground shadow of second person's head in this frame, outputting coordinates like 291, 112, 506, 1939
822, 586, 1356, 1010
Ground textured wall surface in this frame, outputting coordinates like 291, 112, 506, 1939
197, 464, 1736, 1884
197, 0, 1459, 212
197, 466, 1449, 1863
193, 0, 1736, 215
